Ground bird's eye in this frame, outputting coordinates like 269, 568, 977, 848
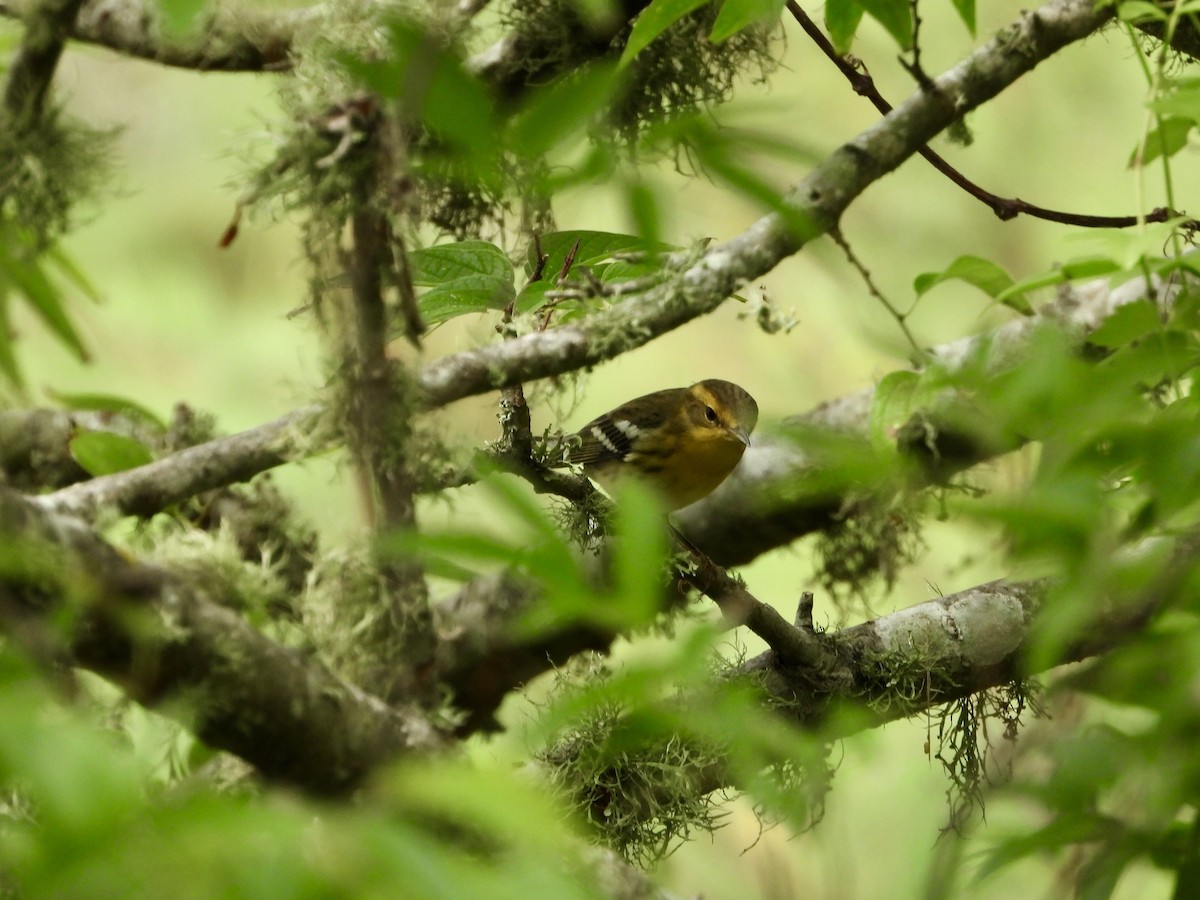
705, 406, 718, 423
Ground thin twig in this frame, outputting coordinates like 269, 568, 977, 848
671, 530, 832, 669
784, 0, 1184, 229
830, 229, 927, 361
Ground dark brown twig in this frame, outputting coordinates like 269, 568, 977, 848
671, 529, 832, 669
830, 229, 927, 359
785, 0, 1184, 228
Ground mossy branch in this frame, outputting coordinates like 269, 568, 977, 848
0, 0, 317, 71
2, 0, 84, 128
0, 487, 445, 794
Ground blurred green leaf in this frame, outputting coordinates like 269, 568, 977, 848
825, 0, 865, 52
620, 0, 712, 67
996, 257, 1122, 307
507, 63, 619, 157
0, 295, 22, 386
607, 479, 669, 627
48, 390, 167, 431
157, 0, 208, 36
710, 0, 786, 42
1115, 0, 1169, 20
914, 254, 1025, 312
1062, 220, 1186, 270
1131, 117, 1194, 166
1149, 77, 1200, 120
625, 178, 662, 249
69, 431, 154, 476
977, 813, 1123, 882
44, 245, 102, 304
1086, 299, 1161, 349
339, 19, 496, 154
869, 370, 919, 450
948, 0, 976, 34
0, 241, 89, 364
856, 0, 913, 48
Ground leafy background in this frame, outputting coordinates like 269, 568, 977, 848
1, 0, 1190, 894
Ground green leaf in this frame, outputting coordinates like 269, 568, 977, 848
529, 231, 674, 280
1131, 117, 1194, 167
1149, 77, 1200, 121
619, 0, 712, 67
625, 179, 662, 249
914, 255, 1016, 300
825, 0, 865, 52
855, 0, 913, 48
0, 243, 88, 362
1063, 221, 1185, 270
47, 391, 168, 431
158, 0, 208, 36
948, 0, 976, 34
69, 431, 154, 476
996, 257, 1122, 307
1086, 300, 1162, 349
417, 279, 516, 324
507, 63, 618, 158
607, 479, 669, 628
710, 0, 786, 42
870, 370, 919, 450
409, 241, 515, 324
514, 280, 553, 314
0, 296, 22, 387
1115, 0, 1169, 20
975, 814, 1122, 881
410, 241, 512, 286
340, 19, 496, 154
45, 245, 102, 304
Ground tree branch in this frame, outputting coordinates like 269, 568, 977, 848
3, 0, 85, 127
0, 0, 317, 71
675, 272, 1172, 564
0, 487, 445, 794
419, 0, 1114, 409
785, 0, 1180, 229
32, 405, 324, 520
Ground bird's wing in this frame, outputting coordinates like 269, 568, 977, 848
567, 388, 682, 466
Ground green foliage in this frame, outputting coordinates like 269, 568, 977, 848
823, 0, 925, 51
47, 390, 168, 432
156, 0, 208, 37
408, 240, 516, 325
914, 255, 1030, 315
0, 107, 113, 387
515, 229, 677, 318
620, 0, 715, 65
388, 474, 670, 634
340, 18, 497, 161
11, 0, 1200, 892
902, 245, 1200, 890
536, 634, 833, 864
68, 431, 154, 477
0, 652, 606, 900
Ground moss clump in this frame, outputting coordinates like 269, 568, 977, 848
498, 0, 779, 145
0, 108, 115, 252
539, 695, 730, 867
814, 496, 925, 610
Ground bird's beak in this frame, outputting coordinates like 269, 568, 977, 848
730, 425, 751, 447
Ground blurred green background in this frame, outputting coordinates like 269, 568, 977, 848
4, 0, 1189, 894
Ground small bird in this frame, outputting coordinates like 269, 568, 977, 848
565, 379, 759, 510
